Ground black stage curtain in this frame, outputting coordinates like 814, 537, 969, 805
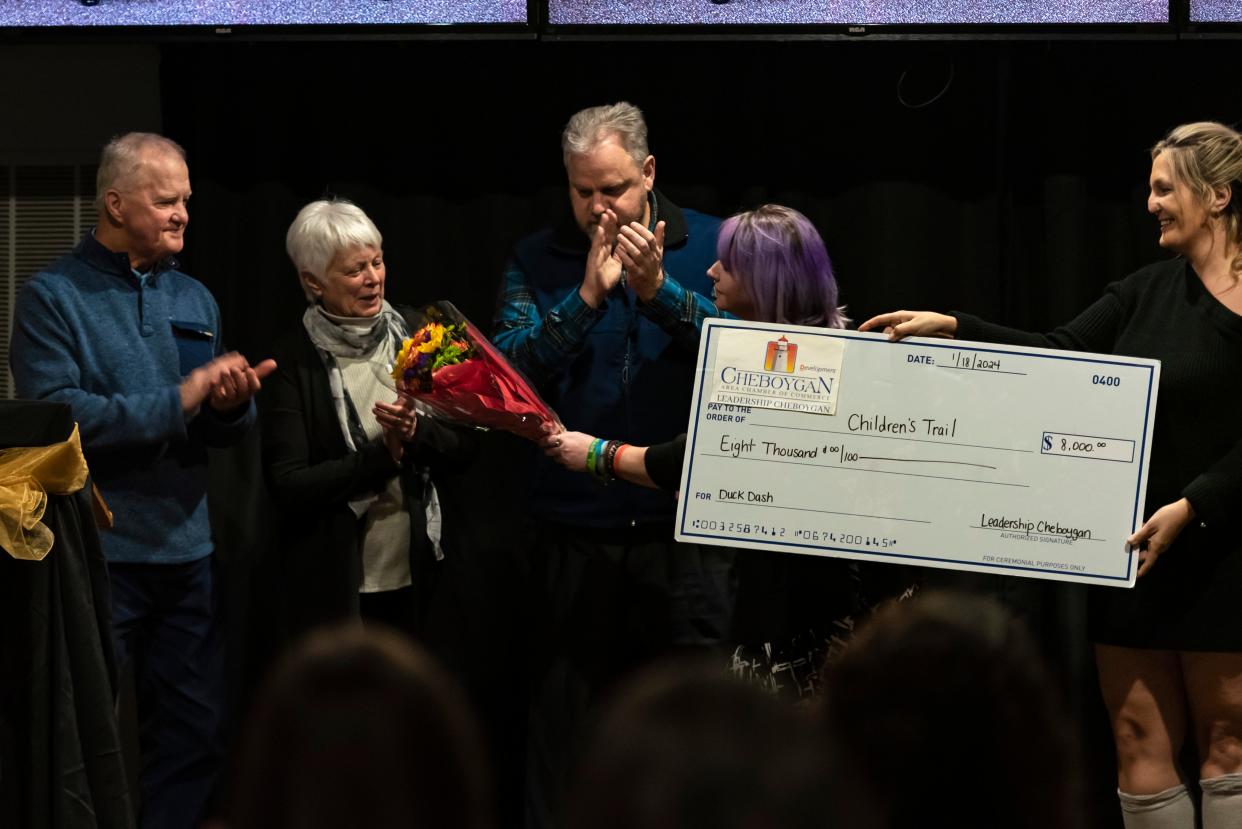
160, 38, 1242, 828
160, 39, 1242, 361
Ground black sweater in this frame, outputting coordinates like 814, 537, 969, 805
953, 258, 1242, 533
261, 309, 477, 636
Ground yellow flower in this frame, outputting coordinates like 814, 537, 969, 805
392, 337, 415, 382
415, 323, 445, 354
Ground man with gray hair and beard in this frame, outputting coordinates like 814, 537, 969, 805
10, 132, 274, 829
493, 101, 730, 828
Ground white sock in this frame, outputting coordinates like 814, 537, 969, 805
1201, 773, 1242, 829
1118, 784, 1195, 829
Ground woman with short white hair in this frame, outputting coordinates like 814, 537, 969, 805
262, 198, 474, 639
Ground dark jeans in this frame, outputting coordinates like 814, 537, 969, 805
525, 523, 736, 829
110, 556, 223, 829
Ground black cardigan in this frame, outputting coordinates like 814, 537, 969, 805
260, 309, 477, 638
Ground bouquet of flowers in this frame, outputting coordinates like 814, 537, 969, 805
391, 302, 561, 442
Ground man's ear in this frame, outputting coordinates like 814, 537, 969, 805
642, 154, 656, 191
102, 189, 125, 225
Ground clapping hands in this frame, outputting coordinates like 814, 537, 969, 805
181, 352, 277, 416
579, 212, 668, 307
616, 220, 666, 302
374, 395, 419, 463
580, 209, 624, 308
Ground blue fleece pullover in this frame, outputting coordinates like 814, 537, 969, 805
10, 233, 253, 563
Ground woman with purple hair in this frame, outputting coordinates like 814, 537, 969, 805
541, 203, 847, 487
542, 205, 890, 693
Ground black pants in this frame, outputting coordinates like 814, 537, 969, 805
359, 584, 419, 636
524, 522, 735, 829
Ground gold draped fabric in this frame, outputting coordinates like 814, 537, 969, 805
0, 424, 90, 561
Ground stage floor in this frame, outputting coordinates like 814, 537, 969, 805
0, 0, 525, 26
547, 0, 1168, 25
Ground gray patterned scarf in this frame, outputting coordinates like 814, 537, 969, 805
301, 302, 445, 559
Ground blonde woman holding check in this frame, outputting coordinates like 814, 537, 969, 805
861, 122, 1242, 829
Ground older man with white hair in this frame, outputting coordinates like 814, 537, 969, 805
10, 132, 274, 829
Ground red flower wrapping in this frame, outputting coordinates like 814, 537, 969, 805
398, 319, 561, 442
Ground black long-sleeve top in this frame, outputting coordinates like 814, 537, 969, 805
953, 258, 1242, 532
260, 308, 478, 635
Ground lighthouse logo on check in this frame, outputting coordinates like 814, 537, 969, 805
764, 336, 798, 373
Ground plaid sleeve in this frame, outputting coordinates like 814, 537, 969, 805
636, 270, 721, 352
491, 262, 605, 388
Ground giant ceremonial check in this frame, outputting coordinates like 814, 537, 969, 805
674, 319, 1161, 587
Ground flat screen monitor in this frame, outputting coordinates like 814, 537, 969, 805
547, 0, 1168, 26
1189, 1, 1242, 22
0, 0, 527, 27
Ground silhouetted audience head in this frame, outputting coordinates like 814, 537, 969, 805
822, 590, 1082, 829
227, 624, 491, 829
567, 661, 834, 829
